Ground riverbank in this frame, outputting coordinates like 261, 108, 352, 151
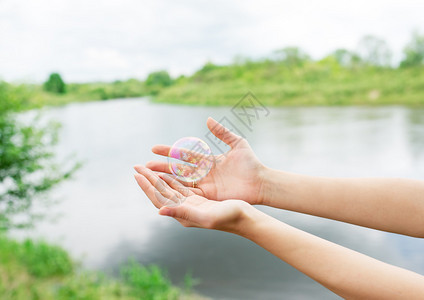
0, 79, 147, 111
0, 235, 203, 300
2, 62, 424, 111
154, 62, 424, 106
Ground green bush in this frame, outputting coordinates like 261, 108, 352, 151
145, 71, 173, 87
0, 81, 79, 230
19, 239, 73, 277
400, 31, 424, 68
0, 236, 72, 278
121, 259, 180, 299
0, 236, 196, 300
144, 71, 173, 95
43, 73, 66, 94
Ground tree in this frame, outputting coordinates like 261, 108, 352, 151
357, 35, 392, 67
145, 71, 173, 88
331, 48, 362, 67
400, 31, 424, 68
144, 71, 173, 95
198, 61, 219, 73
272, 47, 310, 67
0, 82, 78, 230
43, 73, 66, 94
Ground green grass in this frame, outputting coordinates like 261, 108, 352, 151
0, 79, 150, 112
154, 60, 424, 106
16, 79, 149, 110
0, 235, 203, 300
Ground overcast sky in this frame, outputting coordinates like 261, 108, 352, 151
1, 0, 423, 83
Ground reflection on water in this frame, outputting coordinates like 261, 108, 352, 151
20, 98, 424, 299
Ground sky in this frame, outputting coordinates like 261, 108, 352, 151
1, 0, 423, 83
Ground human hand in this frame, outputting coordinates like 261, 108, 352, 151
134, 165, 252, 232
145, 117, 266, 205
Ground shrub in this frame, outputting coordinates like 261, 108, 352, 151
43, 73, 66, 94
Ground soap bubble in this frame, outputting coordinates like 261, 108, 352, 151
168, 137, 213, 182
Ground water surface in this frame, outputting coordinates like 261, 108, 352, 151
23, 98, 424, 299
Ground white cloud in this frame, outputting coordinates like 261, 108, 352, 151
84, 48, 129, 69
0, 0, 423, 82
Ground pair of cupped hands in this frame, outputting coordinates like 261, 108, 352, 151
134, 117, 266, 233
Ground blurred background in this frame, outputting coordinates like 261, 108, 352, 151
1, 0, 424, 299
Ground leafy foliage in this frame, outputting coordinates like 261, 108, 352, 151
0, 236, 73, 277
153, 33, 424, 106
0, 81, 79, 230
330, 48, 362, 68
357, 35, 392, 67
43, 73, 66, 94
121, 259, 180, 299
272, 47, 310, 67
155, 55, 424, 106
0, 236, 197, 300
19, 239, 73, 277
145, 71, 173, 95
400, 31, 424, 68
2, 33, 424, 110
145, 71, 173, 87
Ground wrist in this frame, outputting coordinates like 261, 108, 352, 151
257, 166, 283, 206
228, 202, 269, 237
256, 165, 271, 205
258, 167, 298, 208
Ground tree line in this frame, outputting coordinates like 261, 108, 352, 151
43, 31, 424, 96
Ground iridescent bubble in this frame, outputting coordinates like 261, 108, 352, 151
168, 137, 213, 182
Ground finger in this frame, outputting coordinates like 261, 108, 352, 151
159, 173, 195, 197
159, 206, 191, 221
145, 162, 199, 185
134, 174, 175, 208
134, 166, 182, 203
173, 147, 210, 161
146, 161, 171, 174
134, 165, 167, 191
153, 142, 212, 161
207, 117, 243, 148
151, 145, 171, 156
146, 160, 205, 175
158, 205, 205, 227
158, 173, 204, 196
156, 172, 200, 189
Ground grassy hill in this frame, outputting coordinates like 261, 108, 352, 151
154, 59, 424, 106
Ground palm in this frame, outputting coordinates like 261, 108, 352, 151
133, 166, 246, 231
146, 118, 264, 205
195, 140, 263, 204
178, 195, 245, 229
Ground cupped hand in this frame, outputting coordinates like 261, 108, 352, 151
145, 117, 266, 205
134, 166, 251, 232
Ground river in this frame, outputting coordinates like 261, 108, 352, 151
20, 98, 424, 299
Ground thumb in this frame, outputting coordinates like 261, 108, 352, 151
159, 205, 191, 221
207, 117, 243, 148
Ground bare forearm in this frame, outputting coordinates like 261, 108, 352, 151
235, 207, 424, 299
259, 167, 424, 237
